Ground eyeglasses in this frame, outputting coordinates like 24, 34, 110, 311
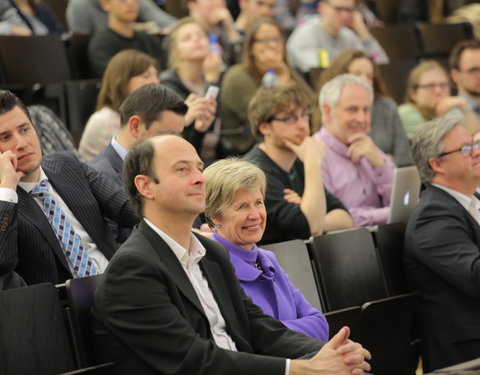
458, 67, 480, 76
416, 83, 450, 91
254, 36, 284, 44
438, 141, 480, 158
326, 1, 356, 13
270, 112, 310, 125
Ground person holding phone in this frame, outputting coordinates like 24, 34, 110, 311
160, 17, 221, 160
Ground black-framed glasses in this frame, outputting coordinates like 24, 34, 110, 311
458, 67, 480, 76
269, 112, 310, 125
415, 83, 450, 91
438, 141, 480, 158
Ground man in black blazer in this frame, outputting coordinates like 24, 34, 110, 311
89, 84, 187, 243
0, 90, 138, 285
404, 115, 480, 371
92, 134, 371, 375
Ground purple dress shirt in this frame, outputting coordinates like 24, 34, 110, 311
212, 232, 329, 341
314, 127, 395, 226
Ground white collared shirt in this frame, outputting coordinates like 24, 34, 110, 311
0, 167, 110, 276
111, 137, 128, 161
144, 218, 238, 351
433, 183, 480, 225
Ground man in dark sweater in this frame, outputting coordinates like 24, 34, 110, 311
88, 0, 163, 78
244, 81, 352, 245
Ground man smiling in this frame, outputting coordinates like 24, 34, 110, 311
315, 74, 395, 227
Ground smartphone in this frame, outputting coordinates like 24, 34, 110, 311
205, 86, 219, 100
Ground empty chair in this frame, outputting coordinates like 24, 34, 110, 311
370, 24, 422, 62
378, 59, 418, 104
263, 239, 322, 311
0, 34, 71, 85
356, 292, 421, 375
372, 222, 409, 296
0, 283, 77, 374
66, 275, 103, 368
324, 306, 361, 340
309, 227, 387, 311
417, 22, 474, 57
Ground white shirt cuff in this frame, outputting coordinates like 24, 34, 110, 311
0, 188, 18, 203
285, 359, 290, 375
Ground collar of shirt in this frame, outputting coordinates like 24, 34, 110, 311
111, 137, 129, 161
432, 183, 480, 214
18, 167, 48, 192
144, 218, 206, 269
211, 232, 276, 281
318, 127, 350, 159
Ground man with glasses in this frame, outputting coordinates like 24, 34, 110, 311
450, 40, 480, 121
315, 74, 395, 226
244, 81, 353, 245
286, 0, 388, 74
404, 114, 480, 371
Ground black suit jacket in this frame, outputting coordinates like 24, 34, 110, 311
0, 152, 137, 285
404, 185, 480, 371
89, 144, 132, 243
92, 220, 323, 375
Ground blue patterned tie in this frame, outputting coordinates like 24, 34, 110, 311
30, 179, 98, 278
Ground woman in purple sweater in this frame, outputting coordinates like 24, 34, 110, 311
204, 158, 329, 341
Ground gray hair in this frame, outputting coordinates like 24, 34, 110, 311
411, 114, 462, 183
318, 74, 373, 124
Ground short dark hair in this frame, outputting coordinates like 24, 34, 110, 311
123, 139, 160, 216
119, 84, 188, 129
0, 90, 32, 123
449, 39, 480, 70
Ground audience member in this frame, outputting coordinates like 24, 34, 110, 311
87, 0, 163, 78
221, 17, 314, 155
66, 0, 176, 35
160, 17, 219, 158
244, 81, 352, 245
186, 0, 242, 66
398, 60, 480, 140
315, 74, 394, 226
79, 49, 160, 162
0, 90, 137, 285
204, 158, 329, 341
286, 0, 388, 74
404, 114, 480, 371
0, 0, 63, 35
234, 0, 275, 36
92, 134, 371, 375
450, 40, 480, 121
317, 49, 412, 166
90, 84, 187, 243
272, 0, 319, 32
28, 105, 77, 156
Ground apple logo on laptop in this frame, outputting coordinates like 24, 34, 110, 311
404, 190, 410, 206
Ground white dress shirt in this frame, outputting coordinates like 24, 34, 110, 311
433, 183, 480, 225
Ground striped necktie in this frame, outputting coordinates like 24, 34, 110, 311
30, 179, 98, 278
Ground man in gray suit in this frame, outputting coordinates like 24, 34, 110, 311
90, 84, 187, 243
0, 90, 137, 285
92, 134, 371, 375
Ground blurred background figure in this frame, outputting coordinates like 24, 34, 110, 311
399, 60, 480, 139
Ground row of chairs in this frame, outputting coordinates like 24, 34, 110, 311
263, 223, 420, 375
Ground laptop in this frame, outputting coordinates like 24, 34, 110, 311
387, 166, 421, 224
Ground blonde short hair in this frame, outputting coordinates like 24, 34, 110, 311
204, 158, 266, 228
